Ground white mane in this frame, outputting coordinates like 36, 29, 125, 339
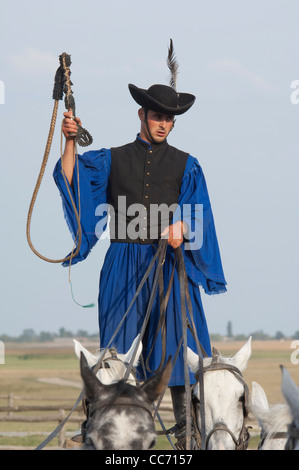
252, 402, 290, 439
250, 380, 290, 449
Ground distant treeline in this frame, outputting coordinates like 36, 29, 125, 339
0, 328, 98, 343
1, 327, 299, 343
210, 330, 299, 342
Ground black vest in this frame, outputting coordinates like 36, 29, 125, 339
108, 137, 188, 243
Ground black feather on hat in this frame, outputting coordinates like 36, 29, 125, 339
128, 39, 196, 116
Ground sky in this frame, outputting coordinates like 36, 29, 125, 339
0, 0, 299, 339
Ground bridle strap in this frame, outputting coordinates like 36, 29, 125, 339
197, 362, 250, 418
88, 396, 153, 418
206, 422, 243, 449
258, 430, 288, 449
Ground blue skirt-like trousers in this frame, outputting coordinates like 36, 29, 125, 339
98, 242, 211, 387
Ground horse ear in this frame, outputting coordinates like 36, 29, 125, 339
187, 347, 199, 373
80, 352, 106, 402
141, 357, 172, 403
231, 336, 252, 371
250, 381, 270, 417
74, 339, 97, 367
124, 334, 143, 366
281, 365, 299, 421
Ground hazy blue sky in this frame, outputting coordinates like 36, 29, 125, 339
1, 0, 299, 338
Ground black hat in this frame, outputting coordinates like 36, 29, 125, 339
128, 83, 195, 115
128, 39, 196, 116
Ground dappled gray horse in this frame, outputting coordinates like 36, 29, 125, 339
80, 352, 172, 450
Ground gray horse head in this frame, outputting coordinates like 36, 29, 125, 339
80, 352, 172, 450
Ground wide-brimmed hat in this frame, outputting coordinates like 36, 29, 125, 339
128, 83, 195, 116
128, 39, 196, 116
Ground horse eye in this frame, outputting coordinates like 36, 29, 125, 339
238, 394, 246, 411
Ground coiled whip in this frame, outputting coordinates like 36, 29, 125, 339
26, 52, 93, 264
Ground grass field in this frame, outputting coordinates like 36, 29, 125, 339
0, 339, 298, 450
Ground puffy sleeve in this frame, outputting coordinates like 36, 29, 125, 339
177, 155, 227, 295
53, 148, 111, 266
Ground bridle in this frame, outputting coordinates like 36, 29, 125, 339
192, 350, 251, 450
84, 394, 155, 450
84, 385, 154, 450
285, 421, 299, 450
258, 429, 288, 449
257, 419, 299, 450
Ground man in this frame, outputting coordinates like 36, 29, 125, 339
54, 55, 227, 449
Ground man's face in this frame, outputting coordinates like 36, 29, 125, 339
139, 109, 175, 144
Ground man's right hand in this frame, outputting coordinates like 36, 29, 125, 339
62, 111, 82, 140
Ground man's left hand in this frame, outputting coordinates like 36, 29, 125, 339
161, 221, 186, 249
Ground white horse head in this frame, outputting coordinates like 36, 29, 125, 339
187, 337, 252, 450
250, 381, 289, 450
80, 352, 172, 450
73, 335, 142, 385
281, 366, 299, 450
